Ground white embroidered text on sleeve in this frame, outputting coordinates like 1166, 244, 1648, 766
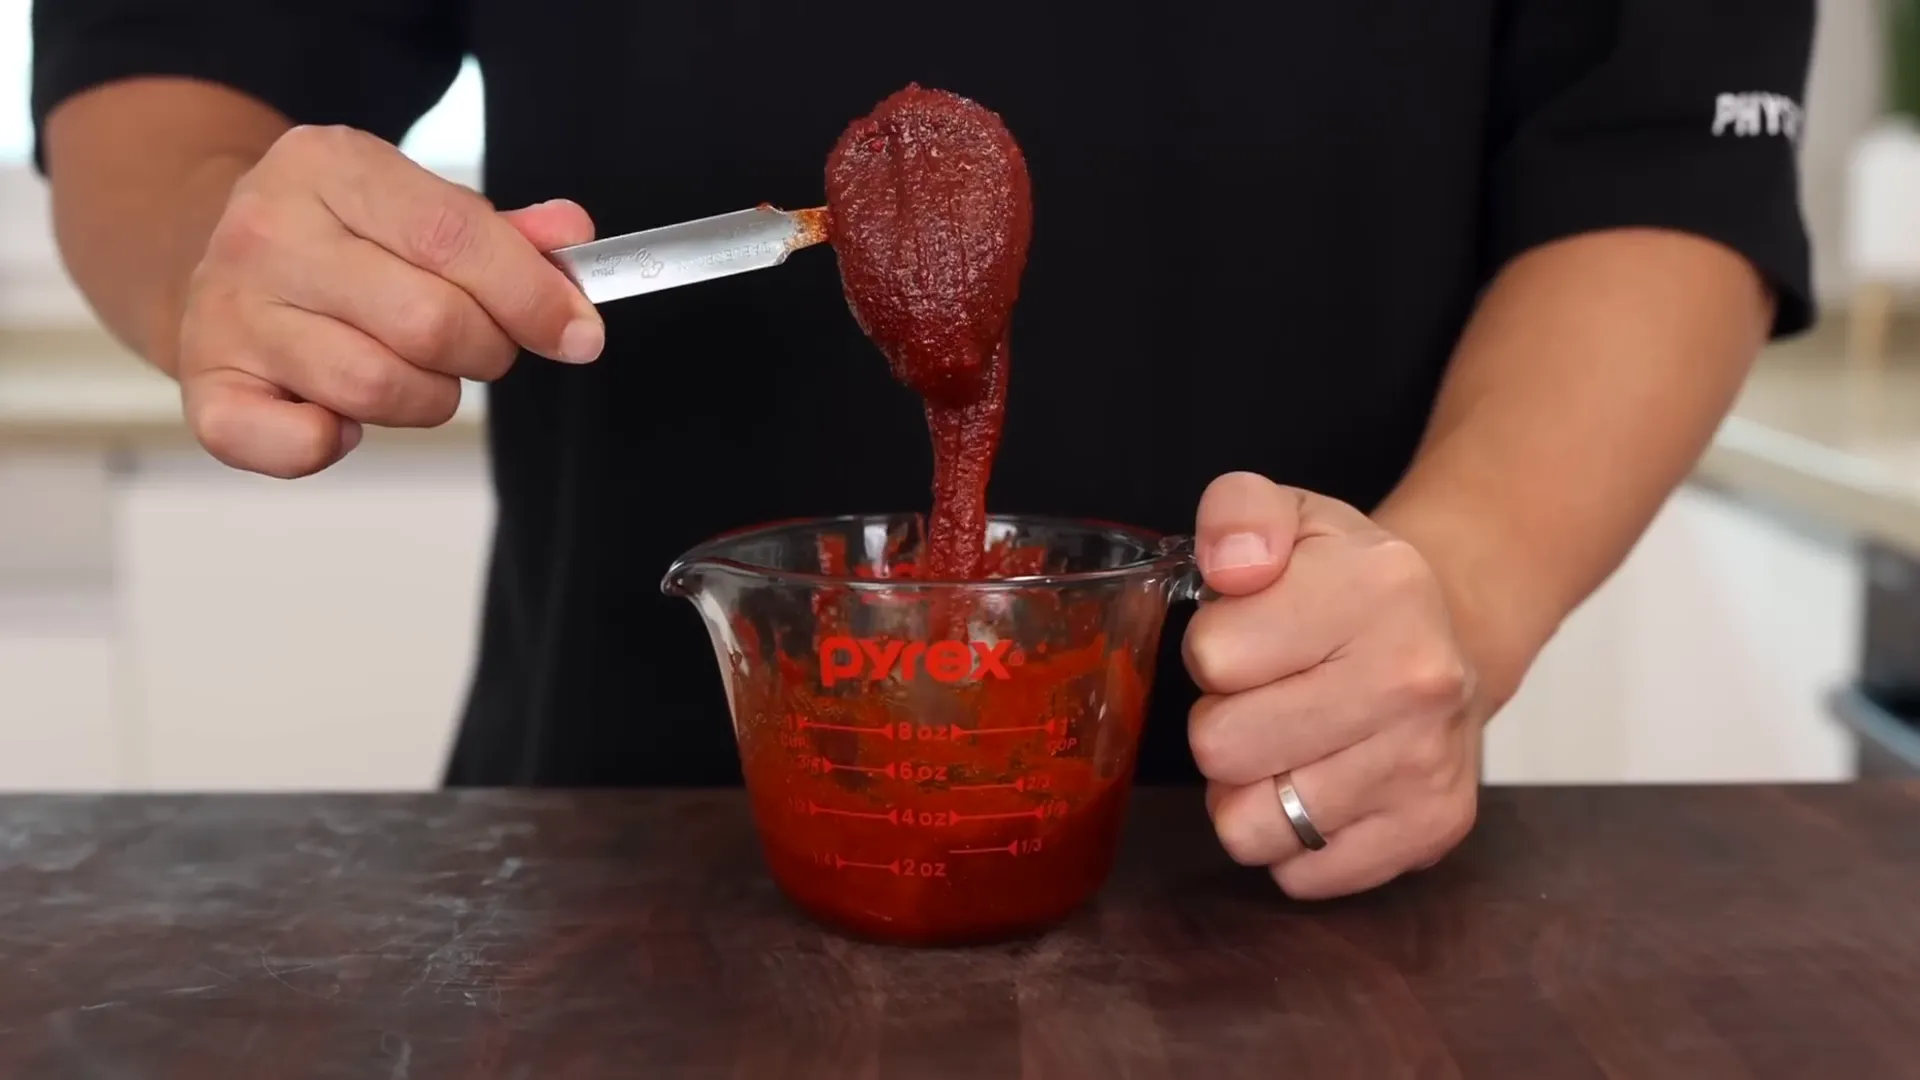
1712, 92, 1803, 141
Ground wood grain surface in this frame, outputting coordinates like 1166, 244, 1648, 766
1, 784, 1918, 1079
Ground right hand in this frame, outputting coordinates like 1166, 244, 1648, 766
177, 124, 604, 478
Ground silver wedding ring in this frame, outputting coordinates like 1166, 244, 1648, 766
1274, 773, 1328, 851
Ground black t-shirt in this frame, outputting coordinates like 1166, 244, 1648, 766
35, 1, 1815, 788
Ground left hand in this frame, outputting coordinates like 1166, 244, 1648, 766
1183, 472, 1485, 899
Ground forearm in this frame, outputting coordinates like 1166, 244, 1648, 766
44, 78, 290, 377
1373, 227, 1776, 708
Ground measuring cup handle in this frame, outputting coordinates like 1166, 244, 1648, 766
1157, 535, 1220, 604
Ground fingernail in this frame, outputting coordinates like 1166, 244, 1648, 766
1205, 532, 1273, 572
338, 419, 364, 455
557, 318, 604, 364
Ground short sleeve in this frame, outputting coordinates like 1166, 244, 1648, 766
1484, 0, 1817, 337
31, 0, 466, 173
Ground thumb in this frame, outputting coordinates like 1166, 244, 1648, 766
1194, 472, 1301, 597
500, 198, 597, 252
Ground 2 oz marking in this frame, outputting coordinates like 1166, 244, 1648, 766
813, 853, 948, 877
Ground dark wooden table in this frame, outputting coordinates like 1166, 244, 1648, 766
2, 785, 1919, 1079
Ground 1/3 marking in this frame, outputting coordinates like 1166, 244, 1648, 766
951, 837, 1047, 857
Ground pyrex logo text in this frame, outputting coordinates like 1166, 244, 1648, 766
819, 636, 1019, 687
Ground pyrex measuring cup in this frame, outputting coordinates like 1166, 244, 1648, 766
662, 513, 1204, 946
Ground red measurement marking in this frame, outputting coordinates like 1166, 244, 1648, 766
796, 718, 894, 738
950, 838, 1046, 857
808, 758, 895, 777
951, 843, 1019, 856
950, 775, 1048, 793
830, 855, 901, 872
818, 855, 948, 877
806, 802, 899, 823
967, 716, 1067, 739
951, 808, 1046, 823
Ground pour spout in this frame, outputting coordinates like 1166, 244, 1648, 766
660, 558, 711, 599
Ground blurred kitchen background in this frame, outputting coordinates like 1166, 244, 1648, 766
4, 3, 1920, 791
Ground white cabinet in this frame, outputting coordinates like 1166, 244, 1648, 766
0, 592, 120, 790
0, 452, 121, 790
1485, 486, 1862, 784
114, 443, 492, 790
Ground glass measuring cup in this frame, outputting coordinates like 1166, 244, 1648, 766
662, 513, 1204, 946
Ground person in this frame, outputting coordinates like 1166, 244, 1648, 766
31, 1, 1815, 901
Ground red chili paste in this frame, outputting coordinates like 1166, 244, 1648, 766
824, 84, 1034, 580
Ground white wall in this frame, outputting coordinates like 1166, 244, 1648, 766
1806, 0, 1893, 302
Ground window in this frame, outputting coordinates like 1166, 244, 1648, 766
0, 1, 485, 323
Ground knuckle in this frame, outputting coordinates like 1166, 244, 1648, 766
1181, 618, 1240, 693
405, 195, 488, 271
471, 332, 521, 381
1211, 804, 1267, 868
1425, 792, 1479, 858
275, 123, 357, 160
207, 190, 283, 264
186, 394, 244, 462
389, 289, 465, 362
1186, 699, 1237, 781
1269, 861, 1319, 899
328, 360, 403, 419
1399, 726, 1458, 781
417, 377, 463, 427
1369, 536, 1434, 600
1396, 643, 1471, 711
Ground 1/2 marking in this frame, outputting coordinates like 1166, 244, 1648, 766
805, 802, 896, 822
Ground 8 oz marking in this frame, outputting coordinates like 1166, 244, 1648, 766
789, 714, 1069, 745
